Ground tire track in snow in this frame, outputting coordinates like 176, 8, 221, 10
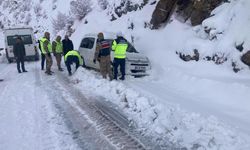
34, 66, 81, 150
37, 68, 115, 150
51, 72, 156, 149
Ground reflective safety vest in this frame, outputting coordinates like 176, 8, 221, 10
40, 37, 52, 54
55, 41, 63, 53
64, 50, 83, 66
112, 39, 128, 59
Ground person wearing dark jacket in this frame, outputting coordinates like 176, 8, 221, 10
62, 35, 74, 56
13, 37, 27, 73
38, 39, 45, 70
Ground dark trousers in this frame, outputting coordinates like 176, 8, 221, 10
16, 57, 25, 72
65, 56, 79, 74
113, 58, 126, 80
41, 53, 45, 70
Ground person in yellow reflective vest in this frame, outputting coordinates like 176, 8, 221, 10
64, 50, 83, 76
40, 32, 53, 75
52, 35, 63, 71
112, 32, 128, 80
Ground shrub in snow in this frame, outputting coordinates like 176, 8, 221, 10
177, 49, 200, 62
114, 0, 148, 18
98, 0, 109, 10
231, 61, 242, 73
52, 4, 57, 10
20, 0, 31, 12
70, 0, 92, 20
34, 3, 43, 18
25, 13, 32, 25
235, 42, 244, 52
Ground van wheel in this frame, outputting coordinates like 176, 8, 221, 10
35, 55, 39, 61
8, 59, 12, 63
5, 49, 11, 63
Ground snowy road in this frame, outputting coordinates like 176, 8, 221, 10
0, 62, 81, 150
0, 61, 157, 150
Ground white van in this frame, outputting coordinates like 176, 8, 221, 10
4, 27, 39, 63
78, 33, 151, 76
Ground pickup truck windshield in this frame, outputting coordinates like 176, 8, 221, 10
7, 35, 33, 46
107, 39, 138, 53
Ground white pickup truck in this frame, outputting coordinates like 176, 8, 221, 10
78, 33, 151, 76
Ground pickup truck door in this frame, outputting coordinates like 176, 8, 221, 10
79, 37, 97, 68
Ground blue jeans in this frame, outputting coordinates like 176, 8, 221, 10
113, 58, 125, 80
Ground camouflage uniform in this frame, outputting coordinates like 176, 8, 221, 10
43, 40, 53, 74
52, 36, 63, 71
94, 33, 112, 79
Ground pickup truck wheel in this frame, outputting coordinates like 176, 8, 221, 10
82, 57, 86, 68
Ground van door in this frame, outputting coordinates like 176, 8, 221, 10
6, 35, 34, 57
6, 36, 16, 58
21, 35, 34, 57
79, 37, 97, 68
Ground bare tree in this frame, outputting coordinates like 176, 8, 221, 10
34, 3, 43, 18
52, 12, 68, 33
98, 0, 109, 10
70, 0, 92, 20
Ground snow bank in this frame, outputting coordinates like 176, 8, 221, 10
67, 0, 250, 149
71, 68, 250, 149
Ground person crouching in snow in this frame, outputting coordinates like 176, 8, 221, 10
64, 50, 83, 76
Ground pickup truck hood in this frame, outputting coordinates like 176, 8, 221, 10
126, 52, 148, 62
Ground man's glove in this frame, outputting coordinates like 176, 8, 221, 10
93, 59, 96, 64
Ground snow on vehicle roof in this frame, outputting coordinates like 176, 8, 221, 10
84, 32, 118, 40
4, 27, 33, 31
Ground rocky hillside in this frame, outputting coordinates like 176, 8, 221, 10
150, 0, 225, 28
